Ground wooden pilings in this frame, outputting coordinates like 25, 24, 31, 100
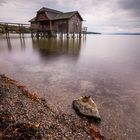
58, 32, 86, 39
30, 24, 87, 38
31, 31, 86, 39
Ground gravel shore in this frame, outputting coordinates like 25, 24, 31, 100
0, 74, 105, 140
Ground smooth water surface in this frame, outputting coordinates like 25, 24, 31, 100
0, 34, 140, 139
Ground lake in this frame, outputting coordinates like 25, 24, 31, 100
0, 34, 140, 139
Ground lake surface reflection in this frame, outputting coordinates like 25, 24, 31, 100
0, 34, 140, 139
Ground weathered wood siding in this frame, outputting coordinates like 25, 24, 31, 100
42, 22, 50, 31
36, 13, 48, 21
53, 20, 68, 33
31, 22, 40, 31
31, 22, 50, 31
68, 14, 82, 33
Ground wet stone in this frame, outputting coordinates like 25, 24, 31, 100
73, 96, 101, 121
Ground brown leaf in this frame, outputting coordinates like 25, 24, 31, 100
89, 125, 105, 140
27, 92, 40, 101
35, 123, 40, 128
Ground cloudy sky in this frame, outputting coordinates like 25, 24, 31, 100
0, 0, 140, 33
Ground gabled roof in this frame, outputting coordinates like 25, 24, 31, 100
29, 7, 84, 22
54, 11, 83, 21
37, 7, 62, 14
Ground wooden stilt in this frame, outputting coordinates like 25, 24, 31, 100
72, 32, 75, 38
67, 32, 69, 38
36, 32, 39, 38
79, 32, 81, 38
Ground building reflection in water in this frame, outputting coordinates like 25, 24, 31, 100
32, 38, 84, 60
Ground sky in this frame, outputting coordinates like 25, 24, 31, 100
0, 0, 140, 33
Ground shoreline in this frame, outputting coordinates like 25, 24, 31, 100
0, 74, 105, 140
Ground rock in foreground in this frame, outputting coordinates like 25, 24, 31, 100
73, 96, 101, 120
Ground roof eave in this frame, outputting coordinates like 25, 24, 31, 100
76, 11, 84, 21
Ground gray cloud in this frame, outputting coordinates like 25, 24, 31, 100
0, 0, 6, 5
118, 0, 140, 16
0, 0, 140, 33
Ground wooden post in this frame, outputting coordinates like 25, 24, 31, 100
36, 32, 39, 38
72, 32, 75, 38
67, 20, 69, 37
43, 31, 45, 38
50, 20, 52, 30
79, 32, 81, 38
22, 24, 24, 38
18, 24, 21, 38
49, 20, 52, 37
5, 24, 9, 37
67, 32, 69, 38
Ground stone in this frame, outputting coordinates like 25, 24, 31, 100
73, 96, 101, 120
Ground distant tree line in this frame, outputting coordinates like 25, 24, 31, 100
86, 32, 101, 34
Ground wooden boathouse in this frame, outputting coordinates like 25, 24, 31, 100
29, 7, 87, 38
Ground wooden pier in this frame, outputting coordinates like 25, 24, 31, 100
0, 22, 30, 37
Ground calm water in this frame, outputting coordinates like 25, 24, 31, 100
0, 34, 140, 139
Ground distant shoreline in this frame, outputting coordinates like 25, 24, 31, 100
86, 32, 101, 34
85, 32, 140, 35
102, 33, 140, 35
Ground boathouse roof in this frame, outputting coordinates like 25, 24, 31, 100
37, 7, 62, 14
29, 7, 83, 22
54, 11, 83, 21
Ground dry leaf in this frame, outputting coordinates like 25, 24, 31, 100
35, 123, 40, 128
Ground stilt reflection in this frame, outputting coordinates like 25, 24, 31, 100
32, 38, 84, 60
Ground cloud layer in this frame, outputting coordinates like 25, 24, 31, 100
0, 0, 140, 33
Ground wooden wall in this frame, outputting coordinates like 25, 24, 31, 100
31, 22, 40, 31
31, 22, 50, 31
36, 13, 48, 21
31, 13, 82, 33
53, 20, 68, 33
68, 13, 82, 33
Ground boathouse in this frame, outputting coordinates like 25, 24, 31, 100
29, 7, 86, 38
